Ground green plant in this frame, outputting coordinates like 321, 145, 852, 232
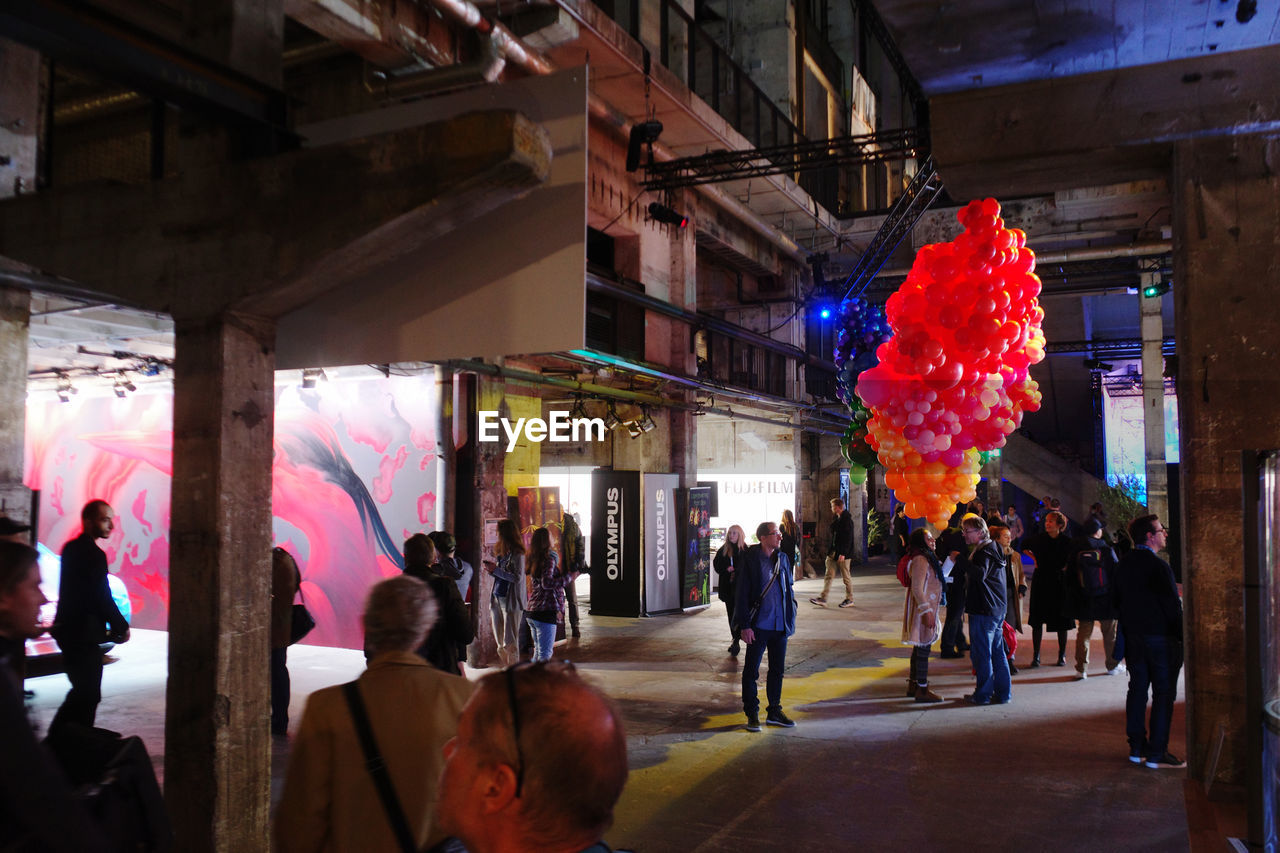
1098, 474, 1148, 546
867, 509, 889, 547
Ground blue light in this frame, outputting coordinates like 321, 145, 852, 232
819, 308, 831, 319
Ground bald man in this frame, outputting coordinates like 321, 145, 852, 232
436, 662, 629, 853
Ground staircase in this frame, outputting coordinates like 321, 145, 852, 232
998, 432, 1107, 523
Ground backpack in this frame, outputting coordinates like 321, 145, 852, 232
896, 552, 913, 588
1076, 547, 1111, 597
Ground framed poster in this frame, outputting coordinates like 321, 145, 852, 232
682, 487, 712, 610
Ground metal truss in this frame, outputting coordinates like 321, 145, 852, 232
641, 127, 927, 191
840, 156, 944, 300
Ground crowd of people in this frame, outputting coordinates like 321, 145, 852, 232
2, 488, 1186, 850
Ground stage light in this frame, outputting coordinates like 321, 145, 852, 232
301, 368, 326, 389
647, 202, 687, 228
1141, 281, 1171, 298
637, 406, 657, 433
625, 119, 664, 172
604, 402, 623, 431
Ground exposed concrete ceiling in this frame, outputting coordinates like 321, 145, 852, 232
872, 0, 1280, 94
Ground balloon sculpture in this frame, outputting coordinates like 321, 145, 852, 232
855, 198, 1045, 528
834, 298, 891, 484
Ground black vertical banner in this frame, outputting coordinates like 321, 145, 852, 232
590, 470, 641, 617
682, 487, 711, 610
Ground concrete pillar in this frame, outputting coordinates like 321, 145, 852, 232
1139, 271, 1169, 524
0, 39, 40, 199
0, 286, 31, 521
1173, 133, 1280, 796
164, 312, 276, 853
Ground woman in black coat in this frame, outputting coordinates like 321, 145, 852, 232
1021, 510, 1076, 667
713, 525, 747, 656
779, 510, 801, 578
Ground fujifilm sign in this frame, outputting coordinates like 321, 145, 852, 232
477, 411, 606, 452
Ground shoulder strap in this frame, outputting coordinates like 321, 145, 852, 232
342, 681, 418, 853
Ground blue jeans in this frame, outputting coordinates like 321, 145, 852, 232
1125, 633, 1181, 758
968, 613, 1011, 703
529, 617, 558, 662
741, 628, 788, 715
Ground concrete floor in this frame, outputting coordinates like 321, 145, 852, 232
23, 556, 1197, 852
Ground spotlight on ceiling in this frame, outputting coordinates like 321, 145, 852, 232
625, 419, 644, 438
604, 402, 623, 431
637, 406, 657, 433
647, 202, 687, 228
56, 375, 76, 403
1141, 281, 1172, 299
301, 367, 326, 389
113, 372, 136, 398
625, 119, 664, 172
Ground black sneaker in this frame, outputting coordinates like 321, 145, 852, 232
745, 713, 761, 732
1128, 747, 1143, 764
1144, 752, 1185, 769
808, 597, 827, 607
765, 709, 796, 727
838, 599, 854, 608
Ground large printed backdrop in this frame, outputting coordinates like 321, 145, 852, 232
24, 373, 442, 649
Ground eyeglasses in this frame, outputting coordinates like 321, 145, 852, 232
502, 660, 577, 798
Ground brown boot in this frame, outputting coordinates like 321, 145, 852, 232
906, 680, 918, 698
914, 686, 944, 704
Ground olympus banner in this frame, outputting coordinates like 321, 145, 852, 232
590, 469, 641, 617
643, 474, 681, 615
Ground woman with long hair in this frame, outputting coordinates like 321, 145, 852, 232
525, 527, 578, 662
484, 519, 527, 666
901, 528, 945, 703
713, 525, 747, 656
779, 510, 802, 579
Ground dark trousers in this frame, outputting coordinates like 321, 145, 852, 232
270, 647, 290, 735
941, 582, 966, 652
741, 628, 787, 715
51, 641, 103, 732
909, 645, 930, 685
1126, 633, 1182, 758
723, 592, 741, 644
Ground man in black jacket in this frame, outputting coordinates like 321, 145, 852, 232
810, 498, 855, 608
50, 499, 129, 734
956, 516, 1011, 705
1113, 514, 1184, 769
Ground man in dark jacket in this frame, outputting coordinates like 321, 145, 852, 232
50, 499, 129, 735
937, 522, 968, 657
1113, 514, 1184, 769
735, 521, 798, 731
810, 498, 855, 608
957, 515, 1010, 705
403, 534, 474, 675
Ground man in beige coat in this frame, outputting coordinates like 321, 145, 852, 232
274, 575, 475, 853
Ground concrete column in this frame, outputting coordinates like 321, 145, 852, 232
0, 286, 32, 521
164, 312, 275, 853
1173, 133, 1280, 795
0, 39, 40, 199
1139, 271, 1169, 524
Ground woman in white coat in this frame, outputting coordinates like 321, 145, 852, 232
902, 528, 946, 703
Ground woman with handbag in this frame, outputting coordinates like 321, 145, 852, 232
713, 525, 747, 656
484, 519, 527, 666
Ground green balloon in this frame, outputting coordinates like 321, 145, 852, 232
849, 465, 868, 485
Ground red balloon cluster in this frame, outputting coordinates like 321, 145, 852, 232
855, 198, 1046, 527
